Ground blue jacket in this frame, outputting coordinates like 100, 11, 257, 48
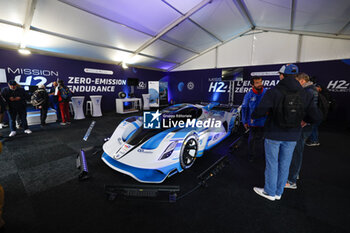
242, 88, 267, 127
251, 77, 322, 141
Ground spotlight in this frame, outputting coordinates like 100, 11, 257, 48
76, 149, 89, 181
18, 48, 31, 55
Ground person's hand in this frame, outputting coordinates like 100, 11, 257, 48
14, 97, 21, 101
244, 123, 249, 130
250, 119, 254, 124
9, 97, 15, 101
301, 120, 307, 128
38, 106, 42, 109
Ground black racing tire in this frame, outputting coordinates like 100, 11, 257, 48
179, 134, 198, 169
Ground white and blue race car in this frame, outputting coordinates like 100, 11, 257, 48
102, 103, 241, 183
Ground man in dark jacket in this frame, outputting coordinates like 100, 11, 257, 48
286, 73, 320, 189
241, 76, 267, 161
251, 64, 321, 201
1, 80, 32, 137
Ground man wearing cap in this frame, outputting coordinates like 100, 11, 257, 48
251, 64, 321, 201
1, 80, 32, 137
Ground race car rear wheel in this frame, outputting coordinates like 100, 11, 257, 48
180, 135, 198, 169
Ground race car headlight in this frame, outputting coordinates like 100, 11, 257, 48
159, 141, 177, 160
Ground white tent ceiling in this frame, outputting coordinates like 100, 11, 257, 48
0, 0, 350, 71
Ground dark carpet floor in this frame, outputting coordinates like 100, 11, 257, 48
0, 113, 349, 233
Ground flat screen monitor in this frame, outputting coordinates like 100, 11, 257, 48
127, 78, 139, 86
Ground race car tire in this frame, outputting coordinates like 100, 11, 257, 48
179, 134, 198, 169
231, 116, 240, 133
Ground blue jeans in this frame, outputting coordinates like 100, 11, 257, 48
8, 108, 28, 131
288, 125, 313, 183
264, 139, 297, 196
309, 122, 320, 143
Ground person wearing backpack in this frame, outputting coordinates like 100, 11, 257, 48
57, 80, 72, 125
286, 73, 321, 189
251, 64, 322, 201
31, 84, 49, 127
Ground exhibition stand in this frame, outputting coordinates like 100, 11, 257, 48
116, 98, 141, 114
26, 108, 57, 126
90, 95, 103, 117
71, 96, 85, 120
142, 94, 150, 110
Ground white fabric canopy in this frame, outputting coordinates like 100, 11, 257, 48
0, 0, 349, 71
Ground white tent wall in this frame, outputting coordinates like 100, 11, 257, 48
172, 31, 350, 71
251, 32, 299, 65
217, 33, 254, 67
300, 36, 350, 63
171, 49, 217, 71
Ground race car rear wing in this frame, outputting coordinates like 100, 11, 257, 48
200, 102, 241, 113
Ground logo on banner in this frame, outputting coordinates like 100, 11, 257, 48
6, 67, 59, 88
143, 110, 161, 129
137, 81, 147, 89
327, 80, 350, 92
208, 81, 229, 93
143, 110, 222, 129
187, 82, 194, 90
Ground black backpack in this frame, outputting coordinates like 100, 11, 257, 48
60, 86, 73, 101
318, 92, 330, 121
31, 89, 46, 106
275, 88, 304, 128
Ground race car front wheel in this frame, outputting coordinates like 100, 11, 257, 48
180, 135, 198, 169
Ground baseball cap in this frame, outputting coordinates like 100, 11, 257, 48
8, 80, 17, 85
279, 64, 299, 75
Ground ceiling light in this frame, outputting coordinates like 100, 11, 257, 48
18, 48, 31, 55
122, 62, 128, 69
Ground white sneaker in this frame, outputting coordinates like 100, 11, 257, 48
0, 123, 8, 129
253, 187, 275, 201
9, 131, 16, 137
275, 195, 281, 200
24, 129, 32, 134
